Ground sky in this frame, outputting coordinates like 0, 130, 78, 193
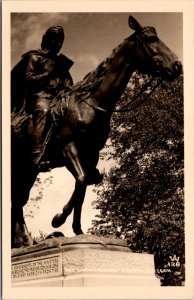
11, 13, 183, 83
11, 13, 183, 238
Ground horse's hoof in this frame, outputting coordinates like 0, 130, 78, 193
23, 237, 34, 247
75, 229, 84, 235
72, 224, 84, 235
52, 211, 71, 228
52, 206, 72, 228
46, 231, 65, 239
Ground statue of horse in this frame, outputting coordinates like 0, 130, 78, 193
11, 16, 182, 248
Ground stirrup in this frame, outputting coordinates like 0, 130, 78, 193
32, 149, 51, 172
33, 160, 51, 173
38, 161, 51, 172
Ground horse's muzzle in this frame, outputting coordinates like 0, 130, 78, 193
162, 60, 183, 80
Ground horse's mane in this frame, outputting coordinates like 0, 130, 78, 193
69, 39, 128, 99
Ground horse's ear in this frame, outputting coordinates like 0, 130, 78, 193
128, 16, 143, 32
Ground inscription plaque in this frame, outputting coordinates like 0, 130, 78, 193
12, 254, 62, 282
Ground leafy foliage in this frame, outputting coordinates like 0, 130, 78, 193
33, 230, 48, 243
89, 73, 184, 286
24, 174, 53, 218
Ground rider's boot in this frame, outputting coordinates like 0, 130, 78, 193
32, 146, 51, 172
31, 109, 51, 172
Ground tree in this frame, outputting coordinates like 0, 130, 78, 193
89, 73, 184, 286
24, 174, 53, 218
33, 230, 48, 243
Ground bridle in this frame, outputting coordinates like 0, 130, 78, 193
137, 27, 160, 57
83, 28, 164, 114
113, 28, 163, 113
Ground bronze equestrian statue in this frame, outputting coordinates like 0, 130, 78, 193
11, 16, 182, 248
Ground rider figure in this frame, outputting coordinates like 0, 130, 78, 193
11, 26, 74, 171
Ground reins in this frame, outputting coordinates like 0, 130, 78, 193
82, 99, 108, 113
113, 76, 163, 113
60, 76, 163, 114
81, 76, 163, 113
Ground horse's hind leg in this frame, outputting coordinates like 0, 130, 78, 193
52, 141, 87, 235
11, 167, 37, 248
11, 205, 33, 248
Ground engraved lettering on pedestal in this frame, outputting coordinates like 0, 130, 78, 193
12, 255, 62, 282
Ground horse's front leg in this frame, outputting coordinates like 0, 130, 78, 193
52, 141, 87, 235
71, 180, 86, 235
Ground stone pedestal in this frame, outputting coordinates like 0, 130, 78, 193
11, 234, 160, 287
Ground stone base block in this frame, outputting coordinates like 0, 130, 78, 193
11, 234, 160, 287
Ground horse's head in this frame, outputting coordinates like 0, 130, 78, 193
128, 16, 182, 80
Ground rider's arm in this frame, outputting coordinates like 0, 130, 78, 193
25, 54, 51, 89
